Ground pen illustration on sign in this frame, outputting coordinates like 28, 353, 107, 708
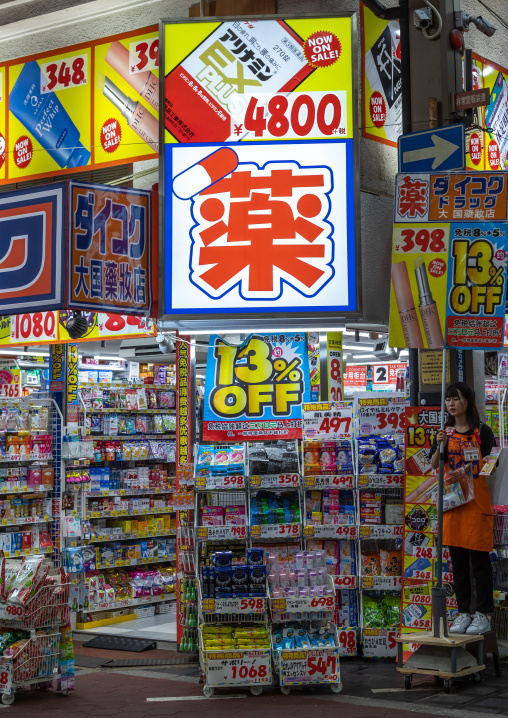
105, 40, 159, 112
10, 61, 91, 170
173, 147, 335, 302
98, 73, 158, 152
414, 255, 444, 348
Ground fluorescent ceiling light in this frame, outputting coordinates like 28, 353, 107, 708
92, 355, 124, 362
182, 327, 347, 335
353, 354, 376, 359
343, 345, 375, 351
0, 349, 49, 358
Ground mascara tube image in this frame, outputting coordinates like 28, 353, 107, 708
414, 255, 444, 348
10, 60, 91, 169
98, 74, 158, 152
391, 262, 424, 348
105, 41, 159, 112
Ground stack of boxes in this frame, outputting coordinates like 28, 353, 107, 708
306, 489, 355, 525
201, 548, 266, 599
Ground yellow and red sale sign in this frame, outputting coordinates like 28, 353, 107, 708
0, 26, 158, 185
0, 311, 154, 348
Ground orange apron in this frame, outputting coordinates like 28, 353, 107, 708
443, 429, 493, 552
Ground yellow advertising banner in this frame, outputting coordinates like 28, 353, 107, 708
0, 311, 155, 348
360, 2, 401, 148
389, 222, 448, 350
0, 26, 158, 185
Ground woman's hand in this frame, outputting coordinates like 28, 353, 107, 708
430, 429, 447, 469
435, 429, 447, 445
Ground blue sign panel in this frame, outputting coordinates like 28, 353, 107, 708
398, 125, 465, 173
0, 184, 65, 314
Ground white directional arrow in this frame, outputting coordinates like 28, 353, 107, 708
402, 134, 459, 169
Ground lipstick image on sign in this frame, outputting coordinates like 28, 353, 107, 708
172, 148, 239, 200
414, 255, 444, 348
391, 261, 424, 348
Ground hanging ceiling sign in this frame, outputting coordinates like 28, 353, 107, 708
68, 181, 152, 314
160, 15, 360, 327
203, 332, 311, 441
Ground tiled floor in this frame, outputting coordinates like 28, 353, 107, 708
75, 607, 178, 642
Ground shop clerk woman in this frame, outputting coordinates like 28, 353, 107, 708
430, 382, 495, 635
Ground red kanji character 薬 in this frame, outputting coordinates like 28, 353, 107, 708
397, 175, 429, 218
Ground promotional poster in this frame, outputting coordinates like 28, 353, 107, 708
0, 26, 158, 185
203, 332, 311, 440
390, 172, 508, 350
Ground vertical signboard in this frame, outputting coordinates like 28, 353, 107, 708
360, 2, 402, 147
161, 15, 359, 324
390, 172, 508, 350
49, 344, 66, 392
402, 406, 457, 659
66, 343, 79, 428
67, 181, 152, 314
203, 332, 311, 441
326, 332, 343, 401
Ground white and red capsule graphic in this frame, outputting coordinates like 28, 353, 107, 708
172, 147, 239, 200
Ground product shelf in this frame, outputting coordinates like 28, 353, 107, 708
85, 508, 175, 520
2, 548, 53, 559
0, 485, 52, 494
84, 592, 176, 613
0, 516, 51, 528
91, 408, 176, 415
94, 555, 176, 570
83, 529, 176, 544
84, 488, 175, 497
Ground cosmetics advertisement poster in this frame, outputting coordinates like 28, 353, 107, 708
401, 406, 457, 660
388, 222, 448, 351
93, 29, 159, 166
8, 48, 93, 180
360, 2, 402, 148
483, 62, 508, 171
67, 181, 152, 314
202, 332, 311, 441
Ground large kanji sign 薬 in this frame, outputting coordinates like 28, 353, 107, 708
68, 181, 151, 314
0, 184, 65, 314
203, 332, 311, 440
161, 16, 359, 323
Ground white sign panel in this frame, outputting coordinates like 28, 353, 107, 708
205, 649, 272, 687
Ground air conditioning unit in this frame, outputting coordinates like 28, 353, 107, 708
119, 338, 173, 363
373, 338, 400, 361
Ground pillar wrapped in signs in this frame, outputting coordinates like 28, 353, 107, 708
175, 336, 195, 646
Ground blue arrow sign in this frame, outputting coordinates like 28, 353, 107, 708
398, 125, 465, 173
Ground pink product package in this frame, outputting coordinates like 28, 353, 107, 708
224, 506, 246, 526
320, 442, 337, 475
322, 489, 340, 510
201, 506, 223, 526
27, 468, 42, 486
322, 540, 340, 574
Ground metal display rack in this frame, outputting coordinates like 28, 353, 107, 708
62, 383, 178, 628
0, 569, 70, 705
0, 396, 62, 568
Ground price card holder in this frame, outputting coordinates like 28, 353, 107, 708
205, 649, 272, 688
0, 661, 12, 694
279, 647, 340, 686
337, 628, 357, 657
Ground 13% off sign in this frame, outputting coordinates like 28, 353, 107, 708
205, 650, 271, 687
280, 648, 339, 685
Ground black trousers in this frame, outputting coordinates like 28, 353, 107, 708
448, 545, 494, 614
